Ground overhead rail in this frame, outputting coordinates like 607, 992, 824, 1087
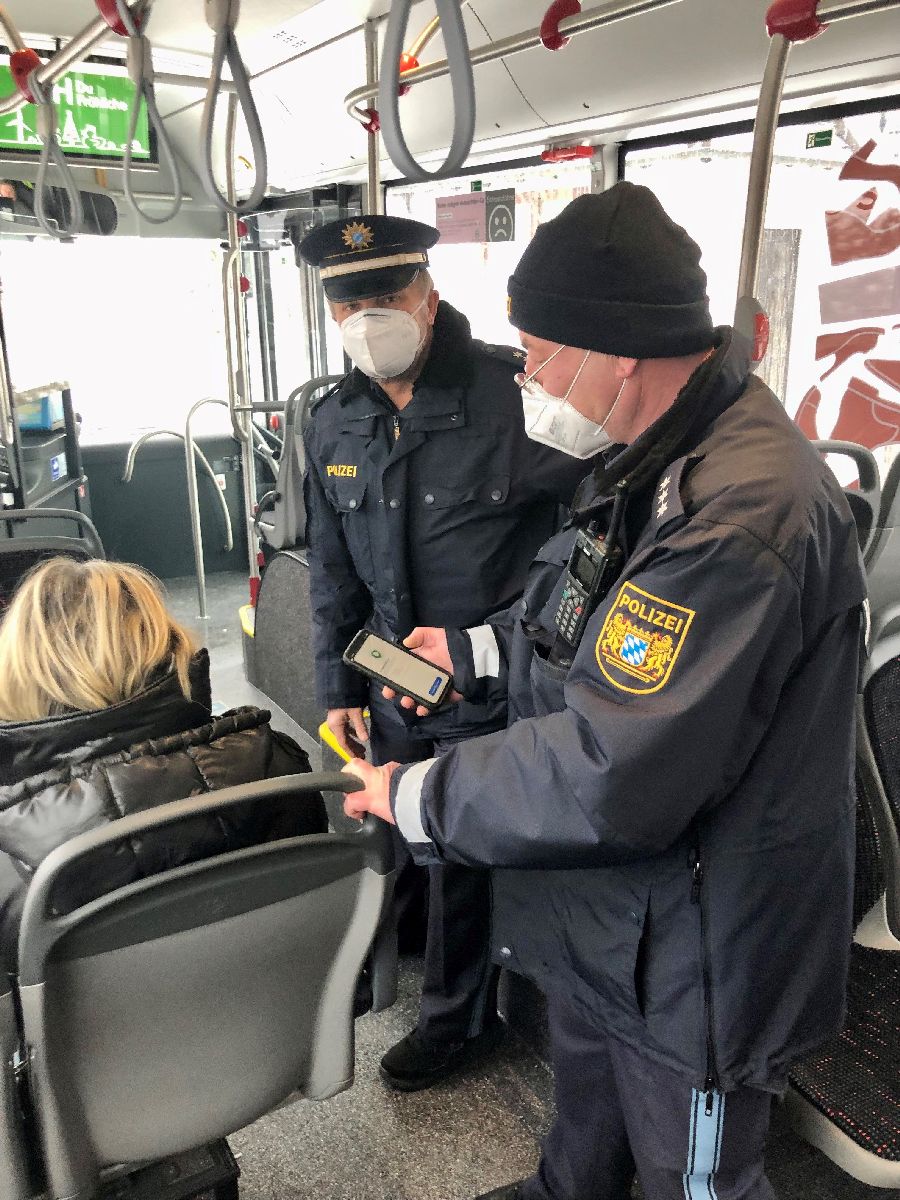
107, 0, 183, 225
378, 0, 475, 181
200, 0, 268, 214
735, 0, 900, 358
346, 0, 681, 176
0, 1, 237, 231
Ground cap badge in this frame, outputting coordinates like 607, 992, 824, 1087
342, 221, 375, 252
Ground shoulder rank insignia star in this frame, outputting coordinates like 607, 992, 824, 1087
342, 220, 374, 251
595, 581, 695, 694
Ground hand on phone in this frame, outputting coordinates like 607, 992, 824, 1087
382, 627, 463, 716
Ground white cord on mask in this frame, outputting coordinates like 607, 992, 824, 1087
114, 0, 183, 225
28, 70, 83, 240
378, 0, 475, 181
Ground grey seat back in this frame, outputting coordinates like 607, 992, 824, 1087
0, 987, 33, 1200
0, 508, 105, 612
256, 376, 343, 551
813, 440, 881, 561
16, 773, 393, 1200
866, 452, 900, 628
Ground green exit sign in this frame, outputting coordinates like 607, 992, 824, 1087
806, 130, 833, 149
0, 64, 150, 161
470, 180, 483, 192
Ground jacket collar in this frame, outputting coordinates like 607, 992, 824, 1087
0, 650, 212, 787
572, 326, 752, 519
337, 300, 475, 415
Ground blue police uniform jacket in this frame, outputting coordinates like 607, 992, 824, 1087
303, 299, 591, 738
389, 328, 868, 1094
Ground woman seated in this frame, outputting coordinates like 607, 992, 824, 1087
0, 557, 326, 970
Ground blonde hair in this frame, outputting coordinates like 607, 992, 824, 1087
0, 558, 198, 721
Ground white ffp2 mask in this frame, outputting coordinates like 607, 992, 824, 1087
517, 346, 625, 460
340, 297, 428, 379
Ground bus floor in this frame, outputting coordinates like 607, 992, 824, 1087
164, 573, 899, 1200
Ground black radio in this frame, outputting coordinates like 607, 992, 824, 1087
555, 526, 623, 650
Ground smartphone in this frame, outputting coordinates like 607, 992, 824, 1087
343, 630, 454, 711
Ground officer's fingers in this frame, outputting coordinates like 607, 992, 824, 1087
399, 695, 417, 710
403, 628, 426, 650
343, 795, 367, 822
415, 704, 430, 717
327, 715, 352, 757
349, 709, 369, 745
382, 685, 397, 700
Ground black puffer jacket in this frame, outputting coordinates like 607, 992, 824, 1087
0, 650, 326, 969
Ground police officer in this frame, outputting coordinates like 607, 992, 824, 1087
298, 214, 593, 1091
342, 185, 867, 1198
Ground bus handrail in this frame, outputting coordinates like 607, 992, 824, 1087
122, 425, 234, 622
29, 69, 83, 239
200, 0, 268, 214
345, 0, 682, 127
735, 0, 900, 350
113, 0, 184, 226
377, 0, 475, 182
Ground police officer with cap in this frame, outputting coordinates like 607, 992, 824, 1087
298, 213, 593, 1091
341, 184, 866, 1197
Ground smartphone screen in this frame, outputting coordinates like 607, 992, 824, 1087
346, 633, 451, 705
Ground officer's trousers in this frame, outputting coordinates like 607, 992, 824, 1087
368, 689, 500, 1045
521, 998, 777, 1200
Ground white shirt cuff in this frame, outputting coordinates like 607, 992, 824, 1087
467, 625, 500, 679
393, 759, 438, 844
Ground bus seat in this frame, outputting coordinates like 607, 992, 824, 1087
813, 440, 881, 561
12, 773, 394, 1200
0, 508, 105, 613
256, 375, 343, 553
866, 452, 900, 623
0, 985, 34, 1200
783, 547, 900, 1185
245, 549, 322, 741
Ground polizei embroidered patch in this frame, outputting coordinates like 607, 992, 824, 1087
596, 582, 695, 694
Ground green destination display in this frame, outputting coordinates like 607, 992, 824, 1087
0, 65, 150, 160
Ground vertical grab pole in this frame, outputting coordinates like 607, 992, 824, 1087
184, 399, 212, 622
364, 19, 382, 214
735, 0, 829, 360
735, 33, 792, 308
223, 92, 261, 603
0, 284, 20, 492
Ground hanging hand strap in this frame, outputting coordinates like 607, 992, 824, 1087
27, 69, 83, 239
200, 0, 268, 214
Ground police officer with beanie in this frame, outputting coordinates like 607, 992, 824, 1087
298, 214, 593, 1091
342, 184, 866, 1197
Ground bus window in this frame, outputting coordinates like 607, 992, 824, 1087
624, 105, 900, 482
386, 156, 598, 346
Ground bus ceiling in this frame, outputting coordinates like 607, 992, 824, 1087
0, 0, 897, 238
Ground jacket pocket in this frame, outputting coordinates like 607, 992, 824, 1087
327, 478, 376, 585
562, 877, 651, 1021
528, 644, 570, 717
418, 474, 511, 510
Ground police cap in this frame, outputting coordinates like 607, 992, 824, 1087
298, 214, 440, 302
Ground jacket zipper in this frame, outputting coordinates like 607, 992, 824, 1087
392, 414, 400, 441
690, 844, 721, 1115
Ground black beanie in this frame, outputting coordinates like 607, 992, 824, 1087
507, 183, 714, 359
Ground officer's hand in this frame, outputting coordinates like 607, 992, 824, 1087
327, 707, 369, 759
382, 627, 463, 716
342, 759, 397, 824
